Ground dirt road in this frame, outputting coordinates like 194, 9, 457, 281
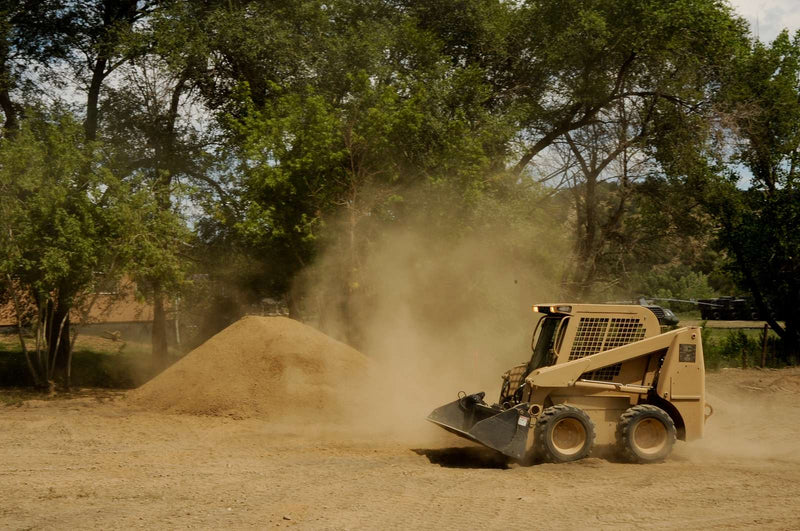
2, 368, 799, 530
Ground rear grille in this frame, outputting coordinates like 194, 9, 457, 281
582, 363, 622, 381
569, 317, 645, 360
569, 317, 609, 360
570, 316, 646, 382
603, 318, 646, 349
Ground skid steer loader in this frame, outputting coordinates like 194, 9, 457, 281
427, 304, 712, 463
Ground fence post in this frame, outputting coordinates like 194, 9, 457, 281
760, 323, 768, 368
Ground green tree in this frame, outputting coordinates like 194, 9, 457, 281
119, 0, 757, 349
707, 31, 800, 358
509, 0, 748, 174
217, 1, 516, 344
139, 0, 331, 328
407, 0, 749, 298
62, 0, 156, 141
633, 264, 716, 312
0, 108, 177, 387
0, 0, 76, 134
0, 1, 169, 371
99, 53, 204, 361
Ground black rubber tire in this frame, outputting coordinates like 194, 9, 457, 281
616, 404, 676, 463
534, 404, 595, 463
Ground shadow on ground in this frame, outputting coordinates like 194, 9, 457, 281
412, 447, 509, 469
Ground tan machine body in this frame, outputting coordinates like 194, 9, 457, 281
427, 304, 711, 463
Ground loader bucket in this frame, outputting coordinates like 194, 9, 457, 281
426, 392, 531, 461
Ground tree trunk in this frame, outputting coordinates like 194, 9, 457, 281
287, 290, 300, 319
782, 318, 800, 364
0, 41, 17, 136
173, 297, 181, 351
84, 0, 140, 141
49, 305, 71, 387
5, 275, 40, 385
342, 201, 365, 349
0, 86, 17, 134
152, 283, 169, 364
576, 172, 598, 298
145, 71, 188, 360
85, 57, 107, 141
734, 242, 787, 343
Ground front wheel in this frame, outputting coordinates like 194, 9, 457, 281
616, 404, 676, 463
534, 404, 595, 463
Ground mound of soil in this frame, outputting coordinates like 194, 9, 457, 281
768, 374, 800, 393
128, 316, 368, 419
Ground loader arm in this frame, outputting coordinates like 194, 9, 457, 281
525, 327, 692, 389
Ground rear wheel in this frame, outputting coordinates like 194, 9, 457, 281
616, 404, 676, 463
534, 404, 595, 463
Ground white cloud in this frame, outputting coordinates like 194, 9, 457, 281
728, 0, 800, 41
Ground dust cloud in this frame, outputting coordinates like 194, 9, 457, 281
676, 368, 800, 464
293, 203, 568, 442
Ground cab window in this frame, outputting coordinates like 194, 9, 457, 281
527, 316, 561, 373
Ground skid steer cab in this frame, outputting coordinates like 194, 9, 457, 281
427, 304, 711, 464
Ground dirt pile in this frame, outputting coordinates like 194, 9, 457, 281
768, 374, 800, 393
128, 316, 368, 420
707, 367, 800, 396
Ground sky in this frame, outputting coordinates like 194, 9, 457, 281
729, 0, 800, 41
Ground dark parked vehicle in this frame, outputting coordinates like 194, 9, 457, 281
698, 297, 760, 321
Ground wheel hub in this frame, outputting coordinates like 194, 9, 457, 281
550, 417, 586, 455
632, 418, 667, 455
